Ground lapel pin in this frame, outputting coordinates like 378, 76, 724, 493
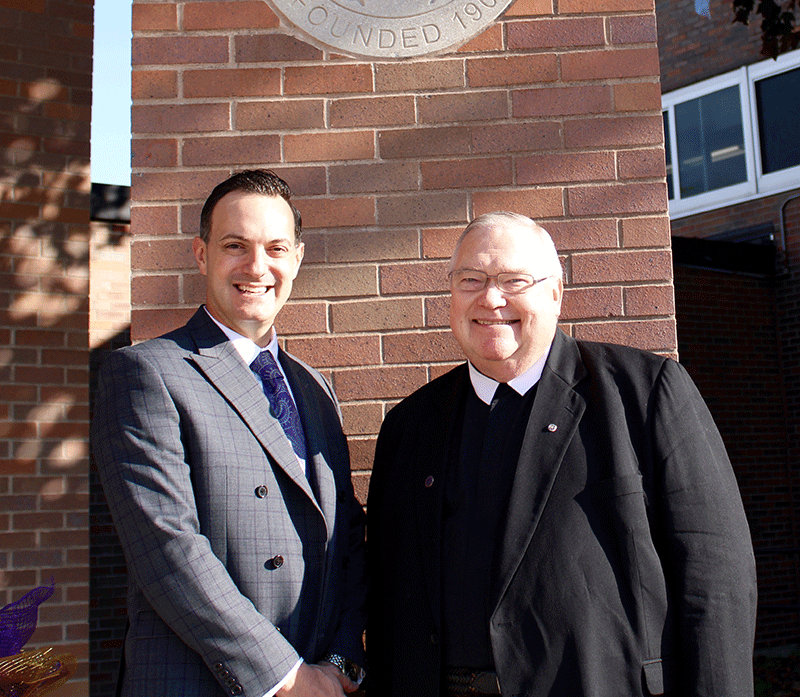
547, 423, 558, 432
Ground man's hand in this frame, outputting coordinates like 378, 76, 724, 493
317, 660, 360, 694
276, 661, 350, 697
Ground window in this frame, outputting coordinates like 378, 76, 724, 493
662, 50, 800, 218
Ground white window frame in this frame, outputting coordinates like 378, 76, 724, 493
662, 50, 800, 220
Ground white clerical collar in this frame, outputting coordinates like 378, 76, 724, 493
203, 306, 279, 366
467, 344, 552, 406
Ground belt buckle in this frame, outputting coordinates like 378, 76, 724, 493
472, 671, 500, 695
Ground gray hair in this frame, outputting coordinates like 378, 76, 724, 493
449, 212, 563, 280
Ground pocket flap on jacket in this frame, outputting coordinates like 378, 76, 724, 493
642, 658, 664, 695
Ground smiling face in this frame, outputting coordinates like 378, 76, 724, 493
449, 222, 563, 382
192, 191, 304, 346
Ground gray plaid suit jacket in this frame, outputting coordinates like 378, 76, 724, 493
92, 308, 366, 697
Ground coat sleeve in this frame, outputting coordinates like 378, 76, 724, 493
648, 358, 757, 697
92, 348, 300, 697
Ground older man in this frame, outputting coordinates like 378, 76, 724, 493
367, 212, 756, 697
93, 170, 366, 697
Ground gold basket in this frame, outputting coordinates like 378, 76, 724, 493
0, 648, 75, 697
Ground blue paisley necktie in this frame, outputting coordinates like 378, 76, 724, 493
250, 350, 307, 463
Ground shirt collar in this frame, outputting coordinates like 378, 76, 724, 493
467, 343, 552, 406
203, 306, 279, 366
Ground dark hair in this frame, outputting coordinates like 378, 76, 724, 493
199, 169, 302, 243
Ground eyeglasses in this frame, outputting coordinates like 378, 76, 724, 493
449, 269, 552, 294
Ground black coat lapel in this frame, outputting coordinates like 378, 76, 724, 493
493, 331, 587, 605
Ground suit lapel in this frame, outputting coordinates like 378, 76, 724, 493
493, 331, 587, 606
279, 352, 337, 535
415, 367, 469, 632
185, 309, 320, 509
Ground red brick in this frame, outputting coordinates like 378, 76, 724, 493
274, 302, 328, 335
618, 148, 667, 180
568, 182, 667, 216
564, 115, 663, 148
340, 403, 383, 437
131, 138, 178, 168
294, 197, 375, 230
383, 331, 462, 364
503, 0, 553, 16
418, 91, 508, 124
421, 227, 462, 259
422, 157, 512, 190
574, 319, 676, 352
183, 68, 280, 98
544, 218, 619, 251
236, 100, 324, 131
131, 239, 195, 272
613, 82, 662, 112
559, 0, 654, 11
235, 34, 321, 63
571, 249, 672, 284
456, 23, 504, 53
624, 284, 675, 316
132, 36, 228, 66
620, 216, 671, 248
329, 162, 418, 195
562, 47, 661, 81
132, 3, 178, 32
513, 85, 612, 117
375, 61, 464, 92
131, 170, 226, 203
284, 131, 374, 163
183, 134, 281, 166
131, 103, 230, 135
507, 17, 604, 49
377, 192, 467, 227
131, 308, 196, 342
517, 152, 615, 185
292, 264, 378, 300
561, 286, 623, 320
331, 299, 424, 333
330, 96, 415, 128
609, 15, 658, 44
379, 126, 472, 159
467, 54, 558, 87
472, 188, 564, 219
131, 275, 179, 306
333, 365, 427, 401
284, 336, 380, 368
471, 121, 562, 154
380, 261, 449, 295
284, 64, 373, 96
183, 1, 279, 30
327, 229, 419, 263
129, 205, 178, 237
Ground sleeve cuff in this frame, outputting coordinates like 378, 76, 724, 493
262, 659, 303, 697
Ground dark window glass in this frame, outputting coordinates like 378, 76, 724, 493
675, 86, 747, 198
756, 67, 800, 174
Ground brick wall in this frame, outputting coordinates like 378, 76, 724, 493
0, 0, 92, 693
655, 0, 763, 93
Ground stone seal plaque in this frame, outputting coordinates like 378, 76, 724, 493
264, 0, 515, 59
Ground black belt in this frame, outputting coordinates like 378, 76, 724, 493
445, 668, 501, 695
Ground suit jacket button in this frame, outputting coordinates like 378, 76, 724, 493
255, 485, 268, 498
231, 686, 242, 695
213, 663, 223, 671
273, 555, 284, 568
424, 476, 434, 487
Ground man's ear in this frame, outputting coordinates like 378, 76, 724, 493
552, 277, 564, 317
291, 242, 305, 280
192, 236, 208, 275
